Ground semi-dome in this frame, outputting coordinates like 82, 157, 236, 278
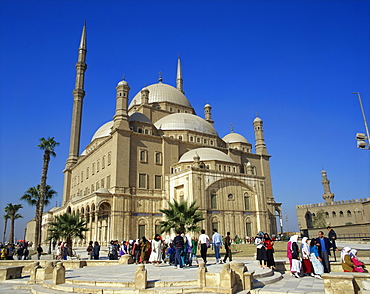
129, 112, 152, 124
222, 132, 249, 143
91, 121, 113, 142
179, 148, 235, 163
154, 113, 218, 136
128, 82, 192, 109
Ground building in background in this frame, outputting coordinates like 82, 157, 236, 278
296, 169, 369, 240
27, 24, 282, 247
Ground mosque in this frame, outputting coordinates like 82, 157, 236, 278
30, 24, 282, 246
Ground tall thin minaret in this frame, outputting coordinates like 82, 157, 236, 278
321, 169, 335, 203
253, 116, 268, 155
66, 22, 87, 166
176, 53, 184, 93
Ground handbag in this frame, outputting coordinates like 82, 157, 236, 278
206, 238, 211, 248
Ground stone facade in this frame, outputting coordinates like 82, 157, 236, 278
27, 24, 282, 247
296, 170, 370, 238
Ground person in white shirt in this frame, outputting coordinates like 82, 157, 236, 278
198, 229, 210, 264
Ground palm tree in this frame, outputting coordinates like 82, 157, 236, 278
159, 199, 204, 234
46, 213, 88, 256
35, 137, 59, 246
20, 185, 57, 208
5, 203, 23, 244
2, 213, 10, 244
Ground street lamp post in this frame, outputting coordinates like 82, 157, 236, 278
352, 92, 370, 149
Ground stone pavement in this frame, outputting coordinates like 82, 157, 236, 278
0, 258, 325, 294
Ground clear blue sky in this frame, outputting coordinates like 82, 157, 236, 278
1, 0, 369, 241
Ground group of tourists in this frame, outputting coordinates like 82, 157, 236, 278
254, 231, 276, 269
286, 227, 366, 279
87, 228, 233, 268
0, 241, 33, 260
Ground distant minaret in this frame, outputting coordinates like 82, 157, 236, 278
253, 116, 268, 155
321, 169, 335, 203
176, 54, 184, 93
204, 103, 214, 125
66, 22, 87, 166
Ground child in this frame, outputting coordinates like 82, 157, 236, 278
350, 249, 365, 273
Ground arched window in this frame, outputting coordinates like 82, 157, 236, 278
325, 212, 329, 218
339, 211, 344, 217
347, 210, 352, 217
332, 211, 336, 218
211, 193, 217, 209
244, 194, 250, 210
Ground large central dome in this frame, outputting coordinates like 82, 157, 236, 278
128, 82, 192, 109
154, 113, 218, 136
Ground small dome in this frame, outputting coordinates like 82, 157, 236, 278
222, 132, 249, 144
117, 80, 128, 86
91, 121, 113, 142
204, 103, 211, 108
129, 82, 192, 109
253, 116, 262, 123
154, 113, 218, 136
129, 112, 152, 124
179, 148, 234, 163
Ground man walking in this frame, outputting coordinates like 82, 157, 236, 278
316, 231, 332, 273
327, 226, 338, 261
173, 231, 184, 269
223, 232, 232, 263
212, 229, 223, 264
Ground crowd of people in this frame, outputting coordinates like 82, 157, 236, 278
0, 241, 36, 260
85, 228, 233, 269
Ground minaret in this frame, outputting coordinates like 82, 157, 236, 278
66, 22, 87, 166
321, 169, 335, 203
176, 54, 184, 93
253, 116, 268, 155
204, 103, 214, 125
113, 77, 130, 130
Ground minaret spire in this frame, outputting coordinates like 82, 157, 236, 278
176, 53, 184, 93
67, 22, 87, 166
63, 22, 88, 205
321, 169, 335, 203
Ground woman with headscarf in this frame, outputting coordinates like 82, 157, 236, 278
287, 235, 294, 275
264, 233, 275, 269
141, 237, 150, 263
290, 235, 301, 278
132, 239, 141, 264
300, 237, 313, 276
350, 249, 365, 273
341, 246, 354, 272
149, 234, 163, 266
309, 238, 323, 279
255, 231, 267, 269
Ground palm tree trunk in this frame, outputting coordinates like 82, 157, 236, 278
36, 151, 50, 245
3, 218, 7, 244
67, 236, 72, 257
8, 217, 15, 244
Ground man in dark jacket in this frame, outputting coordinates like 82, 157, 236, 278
316, 231, 332, 273
173, 231, 184, 269
327, 226, 338, 261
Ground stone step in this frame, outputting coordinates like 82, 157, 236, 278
253, 271, 283, 288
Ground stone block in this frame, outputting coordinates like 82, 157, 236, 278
230, 261, 247, 290
219, 263, 234, 289
52, 262, 66, 285
322, 273, 355, 294
0, 266, 24, 281
118, 254, 134, 264
28, 262, 41, 284
134, 264, 147, 290
197, 262, 207, 287
243, 271, 254, 291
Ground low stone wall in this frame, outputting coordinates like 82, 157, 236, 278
322, 272, 370, 294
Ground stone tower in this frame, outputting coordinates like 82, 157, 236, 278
63, 22, 87, 204
113, 78, 130, 130
204, 103, 214, 125
253, 116, 268, 155
321, 169, 335, 203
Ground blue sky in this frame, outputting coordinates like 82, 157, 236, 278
1, 0, 369, 241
